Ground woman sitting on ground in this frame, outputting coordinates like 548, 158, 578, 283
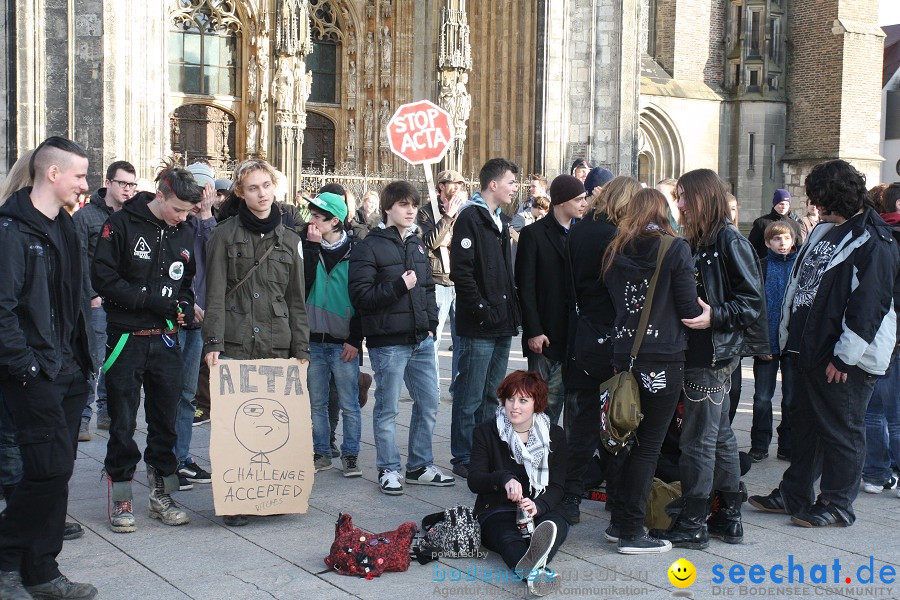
468, 371, 568, 597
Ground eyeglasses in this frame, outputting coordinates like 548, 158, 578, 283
110, 179, 138, 190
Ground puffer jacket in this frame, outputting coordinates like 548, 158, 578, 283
202, 216, 310, 360
348, 224, 438, 348
693, 222, 768, 363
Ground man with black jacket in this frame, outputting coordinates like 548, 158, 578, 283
750, 160, 899, 527
449, 158, 522, 479
0, 137, 97, 600
748, 189, 802, 258
92, 167, 200, 534
73, 160, 136, 438
515, 174, 586, 425
418, 170, 466, 389
349, 181, 454, 495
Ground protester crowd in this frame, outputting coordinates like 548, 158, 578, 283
0, 138, 898, 600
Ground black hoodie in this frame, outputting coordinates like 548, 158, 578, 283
0, 187, 93, 380
91, 192, 196, 332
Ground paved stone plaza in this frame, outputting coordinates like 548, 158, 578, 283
12, 340, 900, 600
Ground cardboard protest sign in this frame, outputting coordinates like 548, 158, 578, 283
209, 359, 314, 516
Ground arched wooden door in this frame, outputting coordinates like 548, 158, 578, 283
170, 104, 236, 172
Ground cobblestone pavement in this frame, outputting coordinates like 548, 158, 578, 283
8, 343, 899, 600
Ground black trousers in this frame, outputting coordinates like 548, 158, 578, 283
104, 333, 183, 483
480, 509, 569, 571
608, 361, 683, 536
779, 363, 877, 524
0, 370, 88, 585
564, 362, 614, 497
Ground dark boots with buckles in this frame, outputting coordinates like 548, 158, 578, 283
707, 489, 744, 544
650, 496, 709, 550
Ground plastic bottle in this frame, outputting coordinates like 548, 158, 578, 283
516, 504, 534, 539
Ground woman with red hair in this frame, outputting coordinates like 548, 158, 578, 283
467, 370, 568, 597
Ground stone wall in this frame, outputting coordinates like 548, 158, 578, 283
0, 0, 10, 175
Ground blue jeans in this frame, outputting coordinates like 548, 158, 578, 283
527, 354, 564, 424
174, 328, 203, 464
750, 354, 794, 453
434, 284, 459, 390
368, 337, 439, 473
82, 305, 108, 419
0, 389, 23, 487
450, 336, 512, 467
308, 342, 361, 457
862, 353, 900, 485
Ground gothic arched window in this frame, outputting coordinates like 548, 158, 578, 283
169, 0, 242, 97
307, 0, 343, 105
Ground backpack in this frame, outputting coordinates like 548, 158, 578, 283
414, 505, 481, 562
324, 513, 418, 579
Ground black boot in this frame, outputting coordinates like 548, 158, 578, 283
707, 490, 744, 544
650, 496, 709, 550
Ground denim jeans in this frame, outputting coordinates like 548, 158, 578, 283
0, 371, 89, 585
434, 284, 459, 390
450, 336, 512, 467
679, 359, 741, 498
368, 337, 440, 473
104, 332, 183, 488
174, 328, 203, 464
527, 354, 564, 424
609, 361, 684, 536
862, 353, 900, 485
308, 342, 361, 458
0, 389, 23, 486
82, 305, 108, 419
751, 354, 794, 454
779, 362, 877, 524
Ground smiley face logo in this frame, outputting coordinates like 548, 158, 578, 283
668, 558, 696, 588
233, 398, 291, 465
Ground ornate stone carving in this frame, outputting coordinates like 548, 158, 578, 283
367, 0, 375, 19
248, 54, 259, 104
439, 4, 472, 71
293, 62, 305, 113
438, 70, 457, 121
258, 109, 269, 155
381, 0, 392, 20
364, 32, 375, 88
363, 100, 374, 150
258, 46, 270, 105
272, 56, 295, 113
454, 73, 471, 136
379, 100, 391, 149
380, 27, 392, 86
346, 60, 357, 107
310, 0, 342, 42
346, 117, 357, 160
246, 110, 258, 154
170, 0, 241, 34
347, 29, 357, 54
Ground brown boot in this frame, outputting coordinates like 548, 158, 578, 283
358, 372, 373, 408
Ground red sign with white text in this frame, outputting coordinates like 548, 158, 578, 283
387, 100, 454, 165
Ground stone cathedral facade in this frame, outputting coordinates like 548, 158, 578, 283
0, 0, 886, 219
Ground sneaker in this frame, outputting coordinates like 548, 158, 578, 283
527, 567, 560, 597
96, 406, 110, 430
748, 449, 768, 462
358, 372, 373, 408
25, 575, 98, 600
790, 501, 851, 528
604, 523, 620, 543
0, 570, 32, 600
451, 463, 469, 479
884, 476, 898, 490
177, 474, 194, 491
147, 468, 189, 526
515, 521, 557, 582
341, 455, 362, 478
224, 514, 250, 527
63, 522, 84, 541
406, 465, 455, 486
330, 442, 341, 459
862, 481, 883, 494
748, 488, 787, 513
561, 494, 581, 524
110, 500, 136, 533
77, 417, 92, 442
314, 453, 333, 472
776, 449, 791, 461
617, 532, 672, 554
379, 469, 403, 495
178, 461, 212, 484
192, 409, 210, 426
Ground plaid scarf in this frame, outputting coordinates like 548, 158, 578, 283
495, 406, 551, 497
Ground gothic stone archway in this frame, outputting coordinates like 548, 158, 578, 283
170, 104, 236, 172
301, 111, 336, 170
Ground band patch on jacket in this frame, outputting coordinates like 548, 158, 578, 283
133, 237, 151, 259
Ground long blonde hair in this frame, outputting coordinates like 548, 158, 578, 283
0, 149, 35, 206
601, 188, 676, 277
588, 175, 642, 223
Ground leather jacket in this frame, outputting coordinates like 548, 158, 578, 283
694, 223, 768, 363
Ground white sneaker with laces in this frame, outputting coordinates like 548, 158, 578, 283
862, 481, 883, 494
405, 464, 455, 486
379, 469, 403, 495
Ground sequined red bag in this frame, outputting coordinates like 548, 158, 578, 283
324, 513, 418, 579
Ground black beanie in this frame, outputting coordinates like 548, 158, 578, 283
549, 175, 586, 206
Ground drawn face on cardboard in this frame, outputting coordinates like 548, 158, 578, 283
234, 398, 291, 459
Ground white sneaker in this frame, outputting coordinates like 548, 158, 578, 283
379, 469, 403, 495
405, 465, 455, 486
862, 481, 883, 494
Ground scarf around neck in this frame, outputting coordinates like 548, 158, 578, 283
495, 406, 551, 497
239, 202, 281, 235
321, 230, 349, 251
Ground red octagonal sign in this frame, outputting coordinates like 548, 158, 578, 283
387, 100, 455, 165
